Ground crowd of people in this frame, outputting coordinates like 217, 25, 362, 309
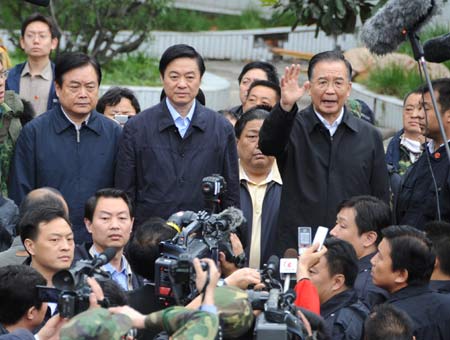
0, 11, 450, 340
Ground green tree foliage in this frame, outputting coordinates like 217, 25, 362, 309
261, 0, 383, 43
0, 0, 170, 64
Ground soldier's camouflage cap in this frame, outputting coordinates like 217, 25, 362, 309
215, 286, 254, 337
60, 308, 132, 340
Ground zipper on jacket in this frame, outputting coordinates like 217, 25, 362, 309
76, 129, 80, 143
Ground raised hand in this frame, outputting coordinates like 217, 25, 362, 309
280, 64, 307, 112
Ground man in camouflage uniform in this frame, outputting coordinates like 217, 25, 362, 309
0, 55, 29, 197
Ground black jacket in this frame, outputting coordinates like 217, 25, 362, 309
429, 280, 450, 294
74, 242, 144, 291
8, 106, 122, 243
115, 100, 240, 227
259, 103, 389, 254
388, 284, 450, 340
240, 175, 281, 268
396, 144, 450, 229
321, 289, 369, 340
354, 253, 388, 309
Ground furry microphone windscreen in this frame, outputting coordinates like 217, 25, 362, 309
360, 0, 441, 55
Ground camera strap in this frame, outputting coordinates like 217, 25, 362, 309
200, 267, 210, 304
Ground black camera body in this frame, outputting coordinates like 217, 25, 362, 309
155, 209, 238, 305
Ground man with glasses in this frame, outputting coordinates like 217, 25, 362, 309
259, 50, 389, 255
8, 52, 122, 244
6, 13, 59, 115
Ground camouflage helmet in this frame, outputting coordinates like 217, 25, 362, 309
60, 308, 132, 340
215, 286, 254, 338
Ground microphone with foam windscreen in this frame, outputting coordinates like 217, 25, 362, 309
424, 33, 450, 63
264, 255, 279, 277
91, 247, 117, 268
360, 0, 440, 55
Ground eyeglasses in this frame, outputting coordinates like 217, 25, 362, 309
312, 79, 348, 91
0, 70, 9, 80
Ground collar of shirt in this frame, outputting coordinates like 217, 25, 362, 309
313, 107, 344, 136
21, 60, 53, 80
239, 160, 282, 186
166, 97, 195, 137
60, 106, 90, 130
427, 139, 450, 154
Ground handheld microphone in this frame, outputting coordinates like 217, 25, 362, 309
281, 248, 298, 293
360, 0, 440, 55
424, 32, 450, 63
91, 247, 117, 268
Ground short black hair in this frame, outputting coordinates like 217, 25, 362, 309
247, 79, 281, 100
338, 195, 391, 245
98, 279, 128, 307
159, 44, 205, 77
19, 206, 70, 245
96, 87, 141, 114
238, 61, 279, 86
21, 13, 58, 39
324, 237, 358, 288
0, 265, 46, 326
424, 220, 450, 276
84, 188, 134, 221
402, 87, 423, 106
234, 106, 270, 138
308, 50, 352, 81
55, 52, 102, 87
126, 217, 177, 281
417, 78, 450, 114
364, 303, 414, 340
382, 225, 435, 286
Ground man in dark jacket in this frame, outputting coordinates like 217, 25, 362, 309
396, 79, 450, 229
309, 237, 369, 340
6, 13, 59, 115
371, 225, 450, 340
259, 51, 390, 255
74, 188, 143, 291
235, 106, 281, 269
8, 52, 122, 243
424, 221, 450, 294
115, 44, 239, 227
330, 195, 390, 309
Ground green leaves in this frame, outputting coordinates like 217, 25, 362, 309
263, 0, 383, 39
0, 0, 170, 65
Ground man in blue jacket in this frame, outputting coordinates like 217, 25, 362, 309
8, 52, 122, 243
6, 13, 59, 115
115, 44, 239, 227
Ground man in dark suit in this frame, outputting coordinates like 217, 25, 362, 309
259, 51, 390, 255
115, 44, 239, 227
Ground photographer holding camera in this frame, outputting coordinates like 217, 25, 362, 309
110, 257, 221, 339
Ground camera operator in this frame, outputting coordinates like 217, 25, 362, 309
298, 238, 369, 339
110, 258, 221, 339
75, 188, 144, 291
0, 265, 48, 334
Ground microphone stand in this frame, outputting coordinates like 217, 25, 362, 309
408, 31, 450, 164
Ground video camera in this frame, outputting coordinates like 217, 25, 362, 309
155, 174, 246, 306
36, 248, 116, 318
248, 256, 319, 340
